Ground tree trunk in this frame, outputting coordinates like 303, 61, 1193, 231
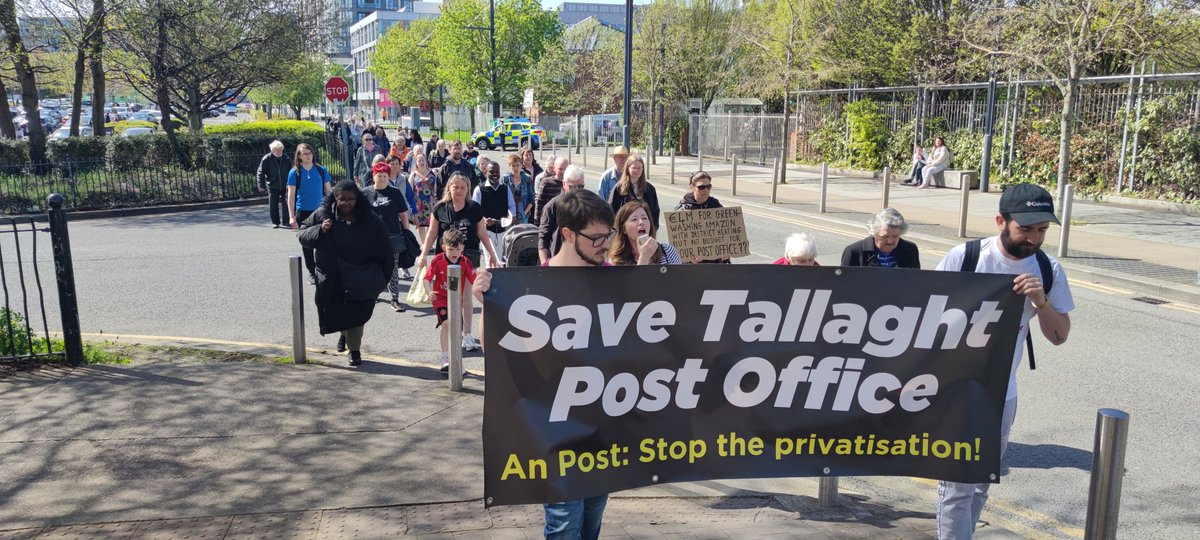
152, 7, 188, 166
291, 105, 300, 119
648, 93, 656, 164
0, 0, 47, 164
1055, 80, 1077, 205
89, 0, 106, 137
69, 46, 87, 136
187, 85, 204, 131
0, 76, 16, 138
266, 101, 273, 119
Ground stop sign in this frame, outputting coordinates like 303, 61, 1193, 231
325, 77, 350, 104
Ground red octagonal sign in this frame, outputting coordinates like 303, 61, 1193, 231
325, 77, 350, 104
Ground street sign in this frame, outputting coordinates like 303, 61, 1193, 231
325, 77, 350, 104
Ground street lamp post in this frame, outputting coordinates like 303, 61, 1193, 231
467, 0, 500, 120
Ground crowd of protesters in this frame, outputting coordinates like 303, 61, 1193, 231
262, 124, 1072, 540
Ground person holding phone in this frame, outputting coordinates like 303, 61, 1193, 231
608, 200, 681, 266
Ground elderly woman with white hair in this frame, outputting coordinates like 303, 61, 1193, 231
773, 232, 820, 266
840, 208, 921, 268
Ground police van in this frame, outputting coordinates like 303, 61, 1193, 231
471, 118, 546, 150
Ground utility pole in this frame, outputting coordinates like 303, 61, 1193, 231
622, 0, 633, 146
490, 0, 498, 120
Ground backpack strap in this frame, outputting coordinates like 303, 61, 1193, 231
958, 238, 982, 272
1023, 249, 1054, 371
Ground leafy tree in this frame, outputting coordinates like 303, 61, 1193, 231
962, 0, 1200, 198
659, 0, 742, 112
370, 18, 439, 115
248, 55, 327, 120
532, 19, 620, 142
431, 0, 560, 122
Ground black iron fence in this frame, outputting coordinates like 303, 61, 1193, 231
0, 195, 82, 365
0, 149, 347, 216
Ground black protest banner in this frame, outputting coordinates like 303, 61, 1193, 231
481, 265, 1024, 507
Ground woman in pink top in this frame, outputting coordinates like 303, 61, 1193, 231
772, 232, 820, 266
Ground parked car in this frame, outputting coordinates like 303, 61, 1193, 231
129, 111, 151, 122
51, 126, 95, 138
122, 127, 154, 137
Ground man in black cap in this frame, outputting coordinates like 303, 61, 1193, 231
932, 182, 1075, 540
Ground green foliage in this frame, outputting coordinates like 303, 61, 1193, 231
0, 139, 30, 166
433, 0, 562, 110
107, 120, 157, 135
0, 308, 127, 364
247, 55, 329, 118
845, 100, 890, 170
370, 19, 438, 106
47, 137, 109, 164
205, 120, 324, 137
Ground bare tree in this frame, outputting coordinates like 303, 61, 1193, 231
109, 0, 325, 163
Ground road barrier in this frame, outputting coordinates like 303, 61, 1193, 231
670, 149, 676, 185
730, 155, 738, 196
1085, 408, 1130, 539
448, 264, 464, 391
288, 255, 306, 364
958, 177, 971, 238
881, 166, 891, 209
1058, 184, 1075, 258
818, 163, 829, 213
770, 157, 780, 204
818, 476, 838, 508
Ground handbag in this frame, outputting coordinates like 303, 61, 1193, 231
337, 258, 387, 302
405, 261, 433, 308
389, 233, 406, 255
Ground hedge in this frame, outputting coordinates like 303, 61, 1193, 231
0, 119, 327, 171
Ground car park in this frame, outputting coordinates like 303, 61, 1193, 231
51, 126, 95, 138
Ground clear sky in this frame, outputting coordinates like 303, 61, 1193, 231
540, 0, 653, 8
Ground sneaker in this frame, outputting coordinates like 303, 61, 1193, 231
401, 268, 413, 280
439, 361, 450, 372
391, 299, 406, 312
462, 335, 481, 351
308, 272, 317, 285
336, 335, 346, 353
348, 350, 362, 367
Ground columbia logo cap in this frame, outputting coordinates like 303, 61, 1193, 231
999, 183, 1059, 226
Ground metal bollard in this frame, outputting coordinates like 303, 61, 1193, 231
670, 149, 676, 184
1058, 184, 1074, 258
582, 139, 588, 167
958, 175, 971, 238
770, 157, 780, 204
881, 166, 891, 210
447, 265, 464, 391
818, 476, 838, 507
1085, 409, 1130, 540
818, 163, 828, 213
730, 155, 738, 196
289, 255, 307, 364
604, 140, 610, 171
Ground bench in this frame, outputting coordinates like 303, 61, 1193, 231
931, 169, 979, 190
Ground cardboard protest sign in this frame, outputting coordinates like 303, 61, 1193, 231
664, 207, 750, 260
480, 265, 1023, 506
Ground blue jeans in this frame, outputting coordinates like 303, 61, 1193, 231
936, 397, 1018, 539
544, 495, 608, 540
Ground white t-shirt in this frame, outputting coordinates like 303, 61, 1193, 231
936, 235, 1075, 400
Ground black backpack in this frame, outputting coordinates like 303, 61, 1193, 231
958, 238, 1053, 370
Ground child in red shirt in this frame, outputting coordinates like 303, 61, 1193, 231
424, 229, 476, 371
